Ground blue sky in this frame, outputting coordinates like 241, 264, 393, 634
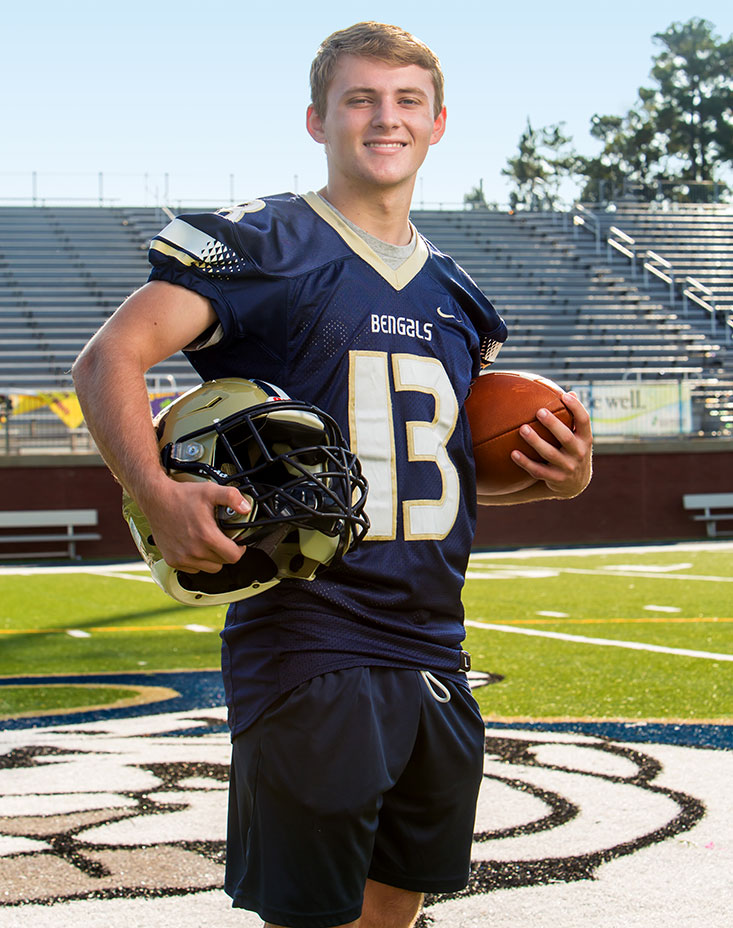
2, 0, 731, 208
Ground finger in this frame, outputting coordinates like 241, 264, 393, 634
536, 407, 576, 445
208, 484, 252, 516
510, 448, 550, 480
167, 535, 245, 572
513, 430, 592, 495
511, 447, 587, 497
159, 511, 247, 570
561, 392, 593, 434
198, 523, 248, 564
519, 416, 575, 464
175, 558, 224, 575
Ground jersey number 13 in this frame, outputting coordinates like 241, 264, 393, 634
348, 350, 460, 542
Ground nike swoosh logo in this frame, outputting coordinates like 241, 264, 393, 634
436, 306, 456, 320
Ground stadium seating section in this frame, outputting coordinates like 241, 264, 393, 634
1, 202, 731, 426
595, 203, 733, 324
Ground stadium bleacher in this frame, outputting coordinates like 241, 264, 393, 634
0, 206, 188, 391
411, 208, 725, 381
594, 203, 733, 322
504, 203, 733, 430
0, 201, 731, 430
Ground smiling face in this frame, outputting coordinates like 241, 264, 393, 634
306, 54, 446, 203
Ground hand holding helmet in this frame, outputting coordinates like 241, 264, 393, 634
129, 476, 251, 575
124, 378, 370, 605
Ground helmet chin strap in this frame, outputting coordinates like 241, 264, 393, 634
250, 522, 292, 558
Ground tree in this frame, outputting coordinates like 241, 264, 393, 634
576, 18, 732, 202
576, 105, 664, 202
502, 119, 577, 210
642, 18, 733, 182
463, 179, 489, 209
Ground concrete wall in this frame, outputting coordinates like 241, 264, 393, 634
1, 439, 731, 559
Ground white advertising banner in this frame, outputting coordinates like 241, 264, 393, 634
570, 381, 693, 436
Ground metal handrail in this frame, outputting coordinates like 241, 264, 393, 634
571, 208, 731, 340
642, 250, 675, 305
608, 225, 634, 246
146, 373, 178, 392
682, 277, 725, 339
571, 204, 601, 253
684, 276, 714, 302
607, 226, 637, 274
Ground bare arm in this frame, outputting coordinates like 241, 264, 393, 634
72, 280, 249, 572
478, 392, 593, 506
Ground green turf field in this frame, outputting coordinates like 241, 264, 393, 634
464, 544, 732, 721
1, 543, 731, 721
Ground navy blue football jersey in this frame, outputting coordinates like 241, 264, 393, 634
148, 192, 507, 736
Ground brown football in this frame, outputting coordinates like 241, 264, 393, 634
465, 370, 573, 496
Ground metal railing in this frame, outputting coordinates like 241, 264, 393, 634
0, 377, 181, 455
0, 406, 97, 455
607, 225, 636, 265
642, 250, 676, 307
568, 204, 601, 253
0, 171, 494, 213
570, 205, 730, 343
682, 278, 720, 335
2, 379, 731, 452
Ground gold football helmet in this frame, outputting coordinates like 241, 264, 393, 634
123, 378, 369, 605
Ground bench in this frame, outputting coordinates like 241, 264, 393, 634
682, 494, 733, 538
0, 509, 101, 559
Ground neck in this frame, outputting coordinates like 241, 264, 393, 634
317, 181, 414, 245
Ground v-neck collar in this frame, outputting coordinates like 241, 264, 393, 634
302, 191, 428, 292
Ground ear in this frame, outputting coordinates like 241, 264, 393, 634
306, 104, 326, 143
429, 106, 447, 146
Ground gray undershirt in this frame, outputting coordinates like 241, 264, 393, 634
321, 197, 417, 269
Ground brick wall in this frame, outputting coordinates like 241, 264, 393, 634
1, 439, 731, 558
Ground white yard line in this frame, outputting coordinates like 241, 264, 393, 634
0, 562, 148, 576
469, 540, 733, 560
93, 571, 155, 583
466, 619, 733, 662
551, 566, 733, 583
468, 565, 733, 582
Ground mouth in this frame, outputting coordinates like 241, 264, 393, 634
364, 141, 407, 151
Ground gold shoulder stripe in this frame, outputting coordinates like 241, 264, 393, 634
149, 239, 197, 266
155, 218, 218, 260
152, 217, 247, 276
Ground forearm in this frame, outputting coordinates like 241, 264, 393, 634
73, 331, 249, 573
478, 481, 566, 506
72, 282, 249, 572
73, 281, 219, 507
72, 336, 169, 509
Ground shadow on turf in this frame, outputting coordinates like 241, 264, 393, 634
0, 602, 209, 674
7, 602, 194, 636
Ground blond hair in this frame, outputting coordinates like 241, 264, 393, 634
310, 22, 445, 118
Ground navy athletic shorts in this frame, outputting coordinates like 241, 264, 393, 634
224, 665, 486, 928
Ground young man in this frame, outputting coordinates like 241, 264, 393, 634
73, 22, 592, 928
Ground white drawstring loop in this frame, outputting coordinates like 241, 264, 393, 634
420, 670, 451, 703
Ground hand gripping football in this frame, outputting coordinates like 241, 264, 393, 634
465, 370, 573, 496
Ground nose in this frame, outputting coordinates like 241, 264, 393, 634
371, 97, 400, 129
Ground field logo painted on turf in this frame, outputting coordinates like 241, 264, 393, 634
0, 713, 705, 910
